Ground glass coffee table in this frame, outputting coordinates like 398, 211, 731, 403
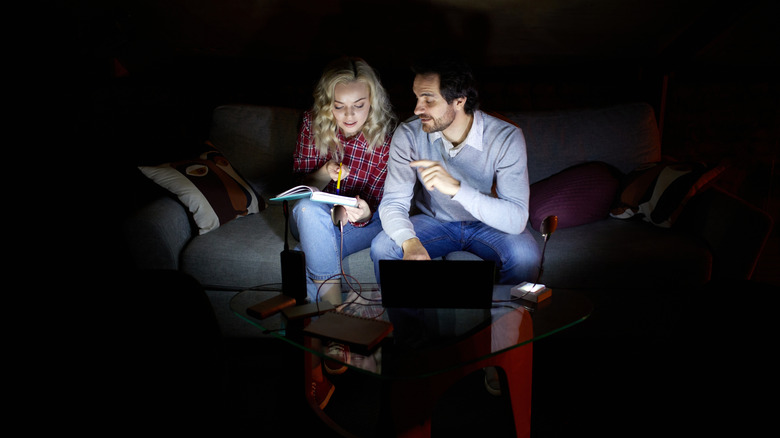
231, 283, 591, 438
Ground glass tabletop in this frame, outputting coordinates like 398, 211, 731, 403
230, 283, 591, 380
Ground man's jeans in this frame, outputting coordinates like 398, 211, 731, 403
370, 214, 541, 285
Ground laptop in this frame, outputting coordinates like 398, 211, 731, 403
378, 259, 496, 309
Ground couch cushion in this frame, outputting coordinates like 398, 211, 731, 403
500, 103, 662, 184
180, 203, 377, 290
534, 219, 712, 289
529, 162, 620, 231
139, 143, 264, 235
181, 205, 288, 289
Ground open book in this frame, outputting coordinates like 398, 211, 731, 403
270, 185, 358, 207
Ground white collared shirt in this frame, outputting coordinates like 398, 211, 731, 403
430, 111, 484, 157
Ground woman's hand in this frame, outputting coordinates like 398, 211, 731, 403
343, 196, 371, 223
325, 160, 350, 183
304, 160, 350, 189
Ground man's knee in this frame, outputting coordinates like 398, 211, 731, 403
370, 231, 398, 261
498, 233, 542, 284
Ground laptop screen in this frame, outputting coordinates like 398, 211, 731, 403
378, 259, 496, 309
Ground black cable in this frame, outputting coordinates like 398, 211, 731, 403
282, 200, 291, 251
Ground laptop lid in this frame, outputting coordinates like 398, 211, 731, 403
379, 259, 496, 309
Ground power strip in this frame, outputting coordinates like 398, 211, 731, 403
510, 281, 552, 303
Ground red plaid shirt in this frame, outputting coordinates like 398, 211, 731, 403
293, 110, 392, 217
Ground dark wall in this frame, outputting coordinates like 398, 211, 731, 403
68, 1, 778, 215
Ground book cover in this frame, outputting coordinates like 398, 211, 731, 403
246, 294, 296, 319
270, 185, 358, 207
303, 311, 393, 351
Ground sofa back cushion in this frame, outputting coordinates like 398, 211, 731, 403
208, 105, 304, 198
499, 102, 662, 184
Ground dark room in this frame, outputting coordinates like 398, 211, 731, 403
67, 1, 778, 436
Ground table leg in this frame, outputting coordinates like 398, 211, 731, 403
388, 342, 532, 438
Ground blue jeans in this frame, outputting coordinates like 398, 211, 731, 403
292, 199, 383, 301
370, 214, 541, 285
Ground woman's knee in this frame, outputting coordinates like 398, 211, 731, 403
293, 199, 328, 220
293, 200, 330, 231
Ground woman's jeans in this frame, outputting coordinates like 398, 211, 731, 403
292, 198, 383, 302
370, 214, 541, 285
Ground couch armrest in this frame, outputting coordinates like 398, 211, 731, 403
676, 186, 774, 281
124, 196, 193, 270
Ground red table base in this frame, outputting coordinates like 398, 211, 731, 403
303, 311, 533, 438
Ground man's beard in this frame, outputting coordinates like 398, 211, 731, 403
420, 106, 456, 133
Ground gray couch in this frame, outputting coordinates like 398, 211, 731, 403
125, 102, 773, 317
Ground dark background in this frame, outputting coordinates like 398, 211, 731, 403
64, 0, 778, 281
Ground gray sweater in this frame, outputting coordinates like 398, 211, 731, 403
379, 110, 531, 247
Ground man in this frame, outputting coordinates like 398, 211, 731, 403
370, 56, 540, 285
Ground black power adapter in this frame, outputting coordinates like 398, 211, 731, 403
281, 201, 307, 303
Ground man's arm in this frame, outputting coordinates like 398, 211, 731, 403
378, 122, 420, 247
453, 125, 530, 234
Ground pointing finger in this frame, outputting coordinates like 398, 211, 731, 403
410, 160, 438, 169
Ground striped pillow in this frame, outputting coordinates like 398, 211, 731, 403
139, 143, 264, 234
610, 161, 726, 228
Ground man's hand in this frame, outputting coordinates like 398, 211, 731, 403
411, 160, 460, 196
402, 237, 430, 260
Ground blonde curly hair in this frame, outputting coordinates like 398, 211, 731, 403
311, 57, 396, 160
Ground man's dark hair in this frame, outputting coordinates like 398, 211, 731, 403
412, 55, 480, 114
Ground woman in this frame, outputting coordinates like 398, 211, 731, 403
292, 57, 396, 305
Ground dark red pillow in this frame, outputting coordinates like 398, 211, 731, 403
529, 162, 619, 231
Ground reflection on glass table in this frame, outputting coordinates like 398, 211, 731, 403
231, 283, 591, 438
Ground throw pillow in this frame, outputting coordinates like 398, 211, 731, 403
139, 142, 265, 234
610, 161, 725, 228
529, 161, 620, 231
